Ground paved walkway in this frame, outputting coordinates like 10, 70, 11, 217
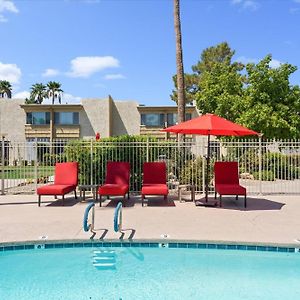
1, 193, 300, 246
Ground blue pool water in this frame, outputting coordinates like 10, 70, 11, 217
0, 245, 300, 300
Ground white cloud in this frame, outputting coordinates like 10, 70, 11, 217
61, 93, 81, 104
42, 68, 60, 77
269, 59, 282, 69
289, 7, 299, 14
0, 0, 19, 22
13, 91, 30, 99
236, 56, 258, 64
0, 14, 7, 22
67, 56, 120, 78
231, 0, 259, 11
237, 56, 282, 69
0, 61, 21, 84
104, 73, 126, 80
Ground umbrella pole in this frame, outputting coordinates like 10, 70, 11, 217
205, 134, 210, 202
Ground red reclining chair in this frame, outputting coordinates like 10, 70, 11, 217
214, 161, 247, 208
37, 162, 78, 207
98, 161, 130, 207
141, 162, 169, 207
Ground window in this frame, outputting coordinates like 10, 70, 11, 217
167, 113, 192, 126
141, 113, 164, 127
54, 112, 79, 125
26, 112, 50, 125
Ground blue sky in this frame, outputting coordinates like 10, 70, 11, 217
0, 0, 300, 105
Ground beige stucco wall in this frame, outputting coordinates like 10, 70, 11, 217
80, 98, 111, 138
111, 100, 140, 136
0, 98, 26, 141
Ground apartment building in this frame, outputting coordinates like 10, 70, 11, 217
0, 96, 198, 142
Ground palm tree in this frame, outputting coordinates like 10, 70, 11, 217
30, 83, 47, 104
0, 80, 12, 98
174, 0, 186, 128
47, 81, 63, 104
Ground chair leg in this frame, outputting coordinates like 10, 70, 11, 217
142, 194, 144, 207
219, 195, 222, 207
244, 194, 247, 208
99, 195, 102, 207
74, 190, 77, 199
214, 192, 217, 199
38, 195, 41, 207
236, 195, 238, 201
54, 195, 57, 199
62, 195, 64, 206
123, 194, 126, 207
127, 192, 130, 199
164, 195, 167, 201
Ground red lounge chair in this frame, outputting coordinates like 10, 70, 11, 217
37, 162, 78, 207
141, 162, 169, 206
98, 161, 130, 207
214, 161, 247, 208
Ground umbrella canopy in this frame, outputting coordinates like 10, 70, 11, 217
162, 113, 258, 136
162, 113, 259, 204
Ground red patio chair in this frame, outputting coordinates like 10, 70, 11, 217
214, 161, 247, 208
37, 162, 78, 207
98, 161, 130, 207
141, 162, 169, 206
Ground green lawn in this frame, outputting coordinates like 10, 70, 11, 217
0, 166, 54, 179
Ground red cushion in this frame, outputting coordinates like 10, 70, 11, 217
143, 162, 167, 184
214, 162, 239, 185
37, 184, 76, 195
215, 184, 246, 196
54, 162, 78, 186
142, 184, 168, 196
98, 184, 129, 196
105, 162, 130, 185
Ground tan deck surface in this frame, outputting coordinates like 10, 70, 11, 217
1, 193, 300, 247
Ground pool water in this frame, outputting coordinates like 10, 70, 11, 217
0, 246, 300, 299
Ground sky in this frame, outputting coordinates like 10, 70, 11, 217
0, 0, 300, 105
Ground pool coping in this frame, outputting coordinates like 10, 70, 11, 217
1, 239, 299, 253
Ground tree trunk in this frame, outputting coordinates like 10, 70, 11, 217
174, 0, 186, 141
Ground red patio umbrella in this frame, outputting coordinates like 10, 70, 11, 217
162, 113, 259, 202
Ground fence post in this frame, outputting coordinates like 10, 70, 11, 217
146, 137, 149, 162
1, 136, 5, 195
90, 140, 93, 186
34, 138, 38, 193
258, 134, 263, 195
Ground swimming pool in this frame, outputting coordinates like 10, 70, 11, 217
1, 242, 300, 300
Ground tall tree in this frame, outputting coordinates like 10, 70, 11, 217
238, 55, 300, 139
0, 80, 12, 98
174, 0, 186, 127
171, 42, 236, 105
47, 81, 63, 104
30, 83, 47, 104
195, 44, 245, 120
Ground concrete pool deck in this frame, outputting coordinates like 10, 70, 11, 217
0, 193, 300, 247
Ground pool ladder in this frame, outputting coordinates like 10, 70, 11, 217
92, 250, 116, 270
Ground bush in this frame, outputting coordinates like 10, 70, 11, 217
179, 157, 205, 191
253, 170, 275, 181
63, 135, 177, 190
262, 152, 300, 180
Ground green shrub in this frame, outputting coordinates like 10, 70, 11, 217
63, 135, 178, 190
253, 170, 275, 181
179, 157, 206, 191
